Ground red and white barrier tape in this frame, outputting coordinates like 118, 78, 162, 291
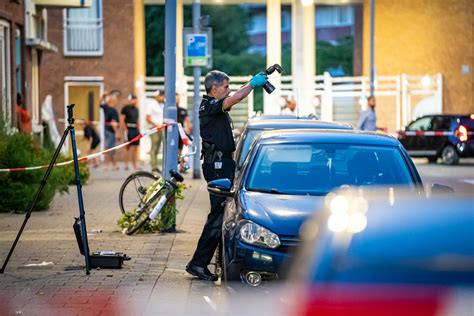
0, 122, 189, 173
398, 131, 474, 137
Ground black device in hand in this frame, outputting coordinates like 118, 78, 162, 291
262, 64, 284, 94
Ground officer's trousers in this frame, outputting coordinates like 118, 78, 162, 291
190, 157, 235, 268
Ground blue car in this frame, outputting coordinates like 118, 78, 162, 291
286, 190, 474, 315
208, 130, 424, 286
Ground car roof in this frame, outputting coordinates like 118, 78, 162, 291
246, 119, 353, 130
258, 129, 400, 147
417, 114, 471, 119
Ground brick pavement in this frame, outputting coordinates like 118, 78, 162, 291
0, 166, 228, 315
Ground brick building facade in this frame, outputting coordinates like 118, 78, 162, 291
362, 0, 473, 115
40, 0, 137, 131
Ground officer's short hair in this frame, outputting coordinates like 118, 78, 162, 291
204, 70, 229, 94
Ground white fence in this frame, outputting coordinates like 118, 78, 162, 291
145, 75, 254, 130
145, 72, 442, 132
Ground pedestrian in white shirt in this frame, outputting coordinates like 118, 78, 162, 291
281, 98, 297, 116
145, 89, 165, 173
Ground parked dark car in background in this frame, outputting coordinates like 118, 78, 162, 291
209, 130, 424, 286
286, 189, 474, 316
398, 114, 474, 165
234, 119, 353, 174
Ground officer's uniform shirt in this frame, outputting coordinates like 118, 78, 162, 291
199, 95, 235, 153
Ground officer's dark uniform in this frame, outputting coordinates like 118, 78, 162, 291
189, 95, 236, 268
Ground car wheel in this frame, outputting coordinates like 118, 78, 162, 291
427, 156, 438, 163
441, 145, 460, 165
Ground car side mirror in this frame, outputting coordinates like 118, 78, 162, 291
431, 183, 454, 195
207, 178, 235, 197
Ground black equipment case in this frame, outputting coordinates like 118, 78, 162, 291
73, 218, 130, 269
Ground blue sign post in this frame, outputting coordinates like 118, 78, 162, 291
183, 28, 212, 68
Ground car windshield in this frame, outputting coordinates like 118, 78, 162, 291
246, 143, 415, 195
238, 128, 264, 168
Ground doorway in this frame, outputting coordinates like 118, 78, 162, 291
65, 81, 103, 158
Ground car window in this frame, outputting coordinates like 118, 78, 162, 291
407, 117, 432, 131
246, 144, 415, 195
238, 128, 264, 168
431, 116, 451, 131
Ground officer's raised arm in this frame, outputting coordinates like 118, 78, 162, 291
222, 72, 267, 110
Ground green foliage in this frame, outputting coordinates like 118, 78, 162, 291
146, 5, 264, 77
61, 158, 90, 185
0, 127, 82, 213
316, 37, 354, 75
157, 182, 186, 231
117, 209, 160, 234
117, 180, 187, 234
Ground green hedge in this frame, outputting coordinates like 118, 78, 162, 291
0, 126, 90, 213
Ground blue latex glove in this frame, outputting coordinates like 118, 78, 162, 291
250, 73, 268, 87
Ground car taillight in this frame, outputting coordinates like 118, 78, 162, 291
455, 125, 468, 142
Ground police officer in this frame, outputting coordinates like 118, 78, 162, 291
186, 70, 268, 281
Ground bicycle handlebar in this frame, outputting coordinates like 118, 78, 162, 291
170, 170, 184, 183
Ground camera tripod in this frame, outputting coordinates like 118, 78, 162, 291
1, 104, 91, 275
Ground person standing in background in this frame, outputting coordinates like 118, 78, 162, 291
281, 98, 297, 116
101, 92, 120, 170
145, 89, 165, 174
357, 96, 386, 131
16, 93, 32, 134
83, 120, 100, 168
121, 94, 140, 170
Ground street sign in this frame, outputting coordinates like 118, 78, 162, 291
183, 28, 212, 68
186, 34, 207, 66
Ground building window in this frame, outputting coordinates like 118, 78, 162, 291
0, 20, 11, 126
316, 5, 353, 27
64, 0, 103, 56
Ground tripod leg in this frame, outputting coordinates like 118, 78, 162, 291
70, 127, 91, 275
0, 127, 70, 273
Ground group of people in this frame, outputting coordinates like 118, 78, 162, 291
17, 67, 384, 284
84, 89, 190, 172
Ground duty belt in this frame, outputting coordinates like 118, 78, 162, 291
215, 150, 233, 159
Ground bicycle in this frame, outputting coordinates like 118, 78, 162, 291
122, 169, 184, 235
118, 147, 195, 215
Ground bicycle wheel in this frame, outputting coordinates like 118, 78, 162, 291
119, 171, 159, 214
126, 189, 167, 235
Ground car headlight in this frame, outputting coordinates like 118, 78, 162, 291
239, 220, 280, 249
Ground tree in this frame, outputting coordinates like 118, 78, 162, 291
316, 37, 354, 76
145, 5, 265, 77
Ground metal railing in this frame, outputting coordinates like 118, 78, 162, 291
145, 72, 442, 132
64, 18, 103, 55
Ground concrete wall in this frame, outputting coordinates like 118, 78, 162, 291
41, 0, 136, 128
362, 0, 474, 115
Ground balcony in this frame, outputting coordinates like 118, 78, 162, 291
64, 18, 103, 56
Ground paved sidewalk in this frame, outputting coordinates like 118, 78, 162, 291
0, 165, 229, 315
